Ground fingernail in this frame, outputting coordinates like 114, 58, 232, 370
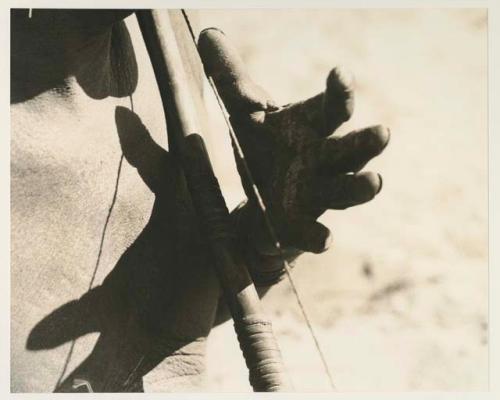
369, 125, 390, 151
383, 127, 391, 149
200, 27, 226, 37
330, 65, 354, 90
376, 173, 383, 194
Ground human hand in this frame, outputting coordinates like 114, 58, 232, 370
199, 29, 390, 267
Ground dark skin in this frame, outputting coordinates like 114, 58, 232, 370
14, 10, 389, 391
199, 28, 389, 258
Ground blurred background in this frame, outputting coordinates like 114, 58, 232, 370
189, 9, 488, 391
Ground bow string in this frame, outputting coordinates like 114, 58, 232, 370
180, 9, 337, 391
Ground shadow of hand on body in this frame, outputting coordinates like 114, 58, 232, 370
27, 107, 219, 392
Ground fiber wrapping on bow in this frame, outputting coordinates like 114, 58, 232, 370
136, 9, 291, 392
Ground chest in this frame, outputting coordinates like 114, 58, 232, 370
10, 12, 206, 392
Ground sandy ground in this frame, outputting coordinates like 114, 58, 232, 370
194, 9, 488, 391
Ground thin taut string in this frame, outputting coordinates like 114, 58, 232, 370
180, 9, 337, 391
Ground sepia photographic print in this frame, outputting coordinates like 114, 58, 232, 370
5, 0, 497, 395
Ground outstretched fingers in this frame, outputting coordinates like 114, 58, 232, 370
323, 67, 355, 134
314, 171, 383, 210
293, 66, 355, 138
318, 125, 390, 174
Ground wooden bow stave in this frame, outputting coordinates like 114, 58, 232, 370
135, 10, 291, 392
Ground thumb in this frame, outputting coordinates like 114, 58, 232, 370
198, 28, 278, 113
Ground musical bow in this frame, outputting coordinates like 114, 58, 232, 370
135, 9, 336, 392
